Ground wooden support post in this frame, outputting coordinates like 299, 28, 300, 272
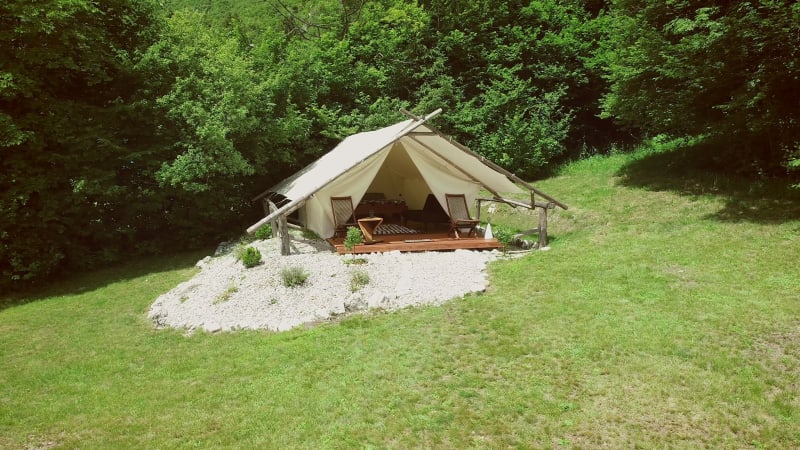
267, 199, 291, 255
267, 200, 279, 238
538, 206, 548, 249
279, 214, 290, 255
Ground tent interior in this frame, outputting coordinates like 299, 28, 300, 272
364, 141, 432, 210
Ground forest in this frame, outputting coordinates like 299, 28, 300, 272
2, 0, 799, 289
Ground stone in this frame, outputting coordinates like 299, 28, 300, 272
214, 241, 236, 257
368, 293, 392, 309
204, 322, 222, 333
196, 256, 212, 269
344, 293, 367, 312
319, 301, 345, 318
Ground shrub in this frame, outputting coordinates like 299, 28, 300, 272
350, 270, 370, 292
239, 246, 262, 268
343, 226, 363, 256
254, 223, 272, 240
281, 266, 309, 287
492, 225, 515, 253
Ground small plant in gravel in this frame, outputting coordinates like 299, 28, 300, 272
254, 223, 272, 240
214, 285, 238, 304
350, 270, 370, 292
239, 246, 262, 268
281, 266, 309, 287
343, 226, 364, 261
343, 257, 368, 265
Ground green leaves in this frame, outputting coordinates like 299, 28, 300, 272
139, 9, 271, 192
601, 0, 800, 176
0, 0, 161, 288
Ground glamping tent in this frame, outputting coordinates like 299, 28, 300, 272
248, 109, 566, 252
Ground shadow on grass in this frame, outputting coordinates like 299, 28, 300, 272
0, 249, 210, 312
616, 143, 800, 224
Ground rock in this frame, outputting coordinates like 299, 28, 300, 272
204, 322, 222, 333
149, 310, 167, 326
368, 292, 392, 309
319, 301, 345, 318
214, 241, 236, 257
344, 293, 367, 312
196, 256, 212, 269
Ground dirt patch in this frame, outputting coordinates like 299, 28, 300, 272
748, 324, 800, 406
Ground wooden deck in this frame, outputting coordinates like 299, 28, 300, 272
328, 232, 502, 254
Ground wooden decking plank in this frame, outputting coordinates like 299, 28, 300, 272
328, 232, 502, 254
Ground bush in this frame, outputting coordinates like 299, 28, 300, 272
254, 223, 272, 240
344, 226, 363, 252
239, 246, 262, 268
281, 266, 309, 287
492, 225, 515, 253
350, 270, 370, 292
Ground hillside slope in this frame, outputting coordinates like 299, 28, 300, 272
1, 145, 798, 448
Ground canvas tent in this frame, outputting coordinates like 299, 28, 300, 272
248, 109, 566, 249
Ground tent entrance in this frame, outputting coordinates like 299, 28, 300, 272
363, 142, 433, 210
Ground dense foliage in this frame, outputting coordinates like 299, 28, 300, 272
2, 0, 798, 289
601, 0, 800, 176
1, 0, 161, 284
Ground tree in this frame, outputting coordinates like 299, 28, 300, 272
416, 0, 616, 177
0, 0, 160, 287
601, 0, 800, 176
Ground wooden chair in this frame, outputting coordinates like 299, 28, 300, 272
331, 196, 358, 238
445, 194, 479, 238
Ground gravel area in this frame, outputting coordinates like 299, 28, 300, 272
148, 235, 502, 333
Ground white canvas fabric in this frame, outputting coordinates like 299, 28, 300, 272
260, 118, 523, 238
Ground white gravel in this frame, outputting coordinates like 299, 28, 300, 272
148, 235, 503, 333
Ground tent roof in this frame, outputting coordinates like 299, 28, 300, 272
258, 118, 522, 204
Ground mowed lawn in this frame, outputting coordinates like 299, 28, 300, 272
2, 146, 799, 448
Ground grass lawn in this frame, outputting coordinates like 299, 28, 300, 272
2, 144, 799, 448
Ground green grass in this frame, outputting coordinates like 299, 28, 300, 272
2, 145, 799, 448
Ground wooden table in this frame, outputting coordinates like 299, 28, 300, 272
357, 217, 383, 244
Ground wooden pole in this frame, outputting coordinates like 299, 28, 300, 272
246, 199, 304, 234
538, 206, 548, 249
279, 214, 290, 255
267, 200, 279, 238
409, 124, 568, 210
476, 196, 552, 249
253, 109, 442, 203
407, 135, 504, 201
